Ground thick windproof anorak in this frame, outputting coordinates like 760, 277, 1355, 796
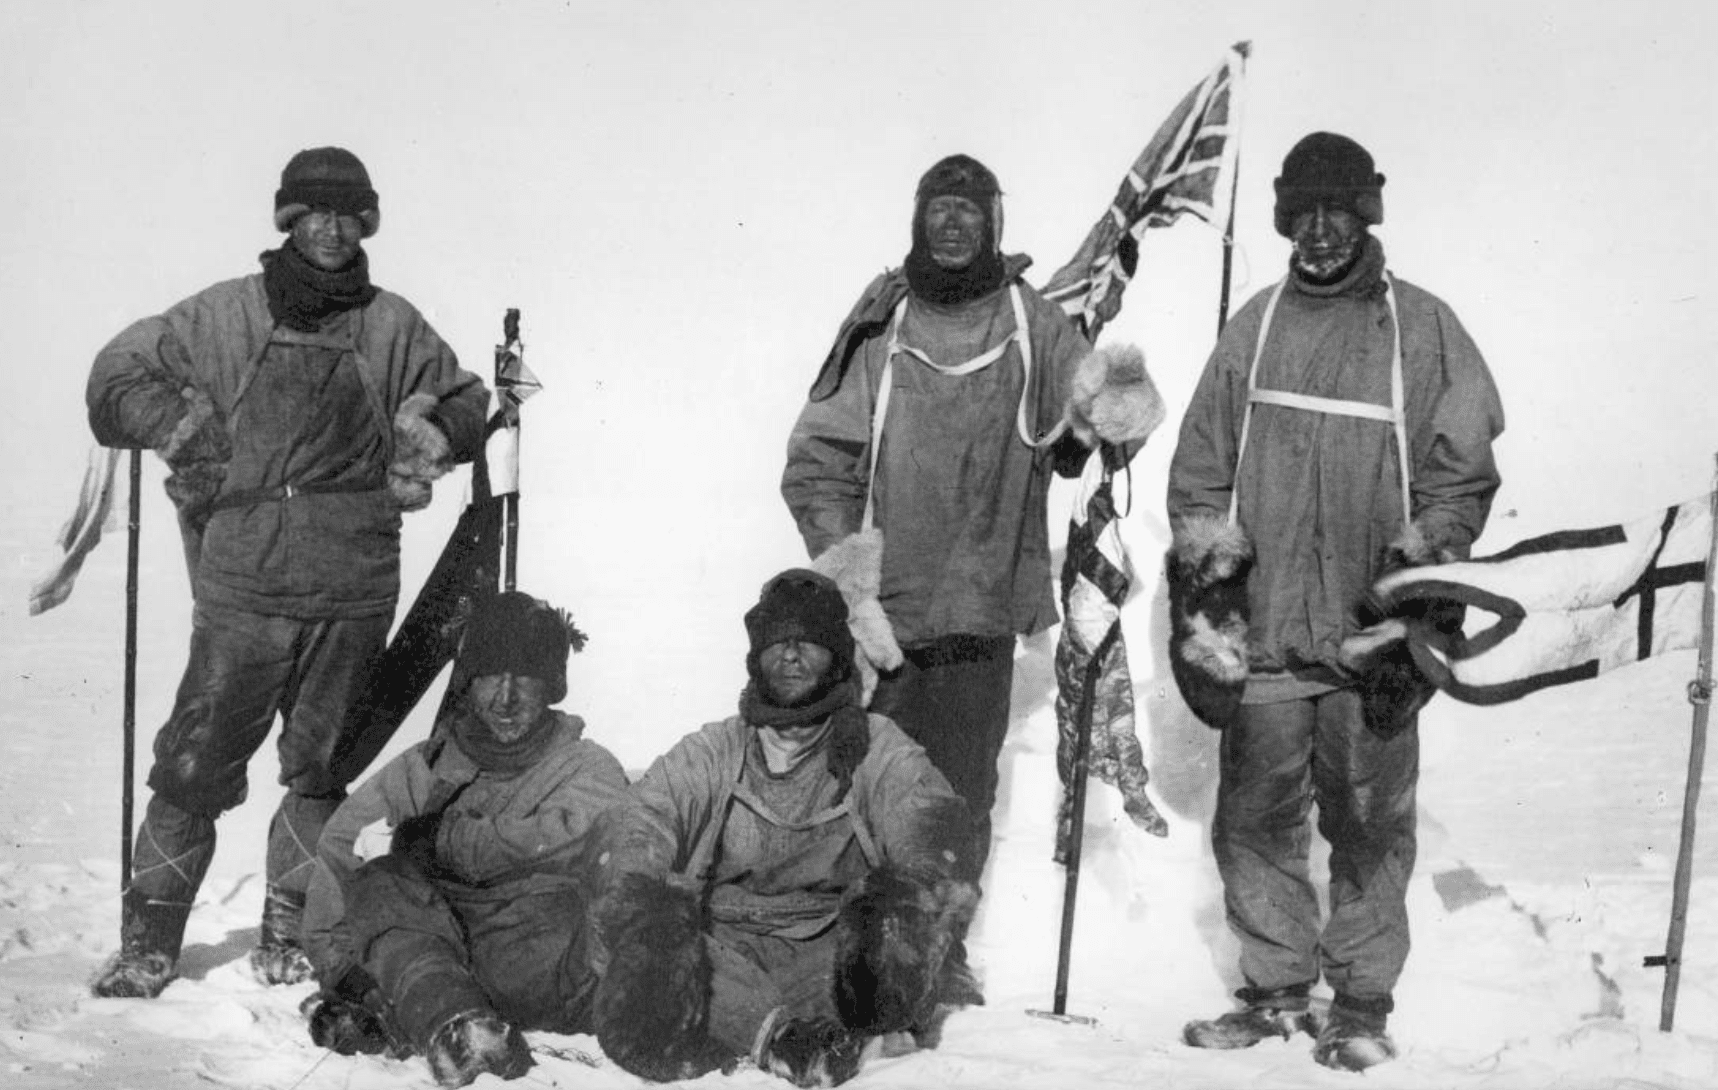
1167, 239, 1505, 686
782, 266, 1091, 646
302, 710, 630, 987
86, 272, 487, 619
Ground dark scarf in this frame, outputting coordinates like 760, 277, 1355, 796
448, 705, 561, 775
739, 677, 855, 730
904, 204, 1007, 306
260, 242, 379, 332
739, 681, 871, 802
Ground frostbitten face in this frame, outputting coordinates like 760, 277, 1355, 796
290, 208, 365, 270
1290, 204, 1366, 283
468, 672, 552, 742
923, 195, 987, 271
760, 639, 834, 707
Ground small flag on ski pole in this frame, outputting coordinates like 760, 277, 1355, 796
29, 445, 123, 615
1041, 40, 1248, 341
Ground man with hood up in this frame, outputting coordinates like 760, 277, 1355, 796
85, 147, 489, 1000
1166, 132, 1505, 1071
591, 569, 980, 1088
781, 157, 1156, 987
297, 590, 628, 1088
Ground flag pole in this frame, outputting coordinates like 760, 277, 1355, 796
1216, 42, 1248, 335
121, 448, 140, 898
1030, 618, 1121, 1025
1654, 456, 1718, 1031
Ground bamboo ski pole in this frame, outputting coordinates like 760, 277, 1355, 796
1215, 44, 1247, 336
498, 309, 522, 592
121, 448, 140, 896
1030, 618, 1122, 1024
1652, 459, 1718, 1031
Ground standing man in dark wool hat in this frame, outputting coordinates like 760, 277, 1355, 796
85, 147, 489, 999
1166, 132, 1505, 1070
781, 155, 1158, 1000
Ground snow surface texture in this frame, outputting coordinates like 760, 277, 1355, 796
3, 513, 1716, 1090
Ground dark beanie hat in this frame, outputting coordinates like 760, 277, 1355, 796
743, 569, 855, 684
457, 591, 587, 704
274, 146, 381, 238
1273, 132, 1384, 237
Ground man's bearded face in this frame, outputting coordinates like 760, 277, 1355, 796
1289, 203, 1366, 283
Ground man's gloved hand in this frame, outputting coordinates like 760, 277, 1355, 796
390, 812, 444, 874
388, 392, 453, 511
157, 387, 231, 531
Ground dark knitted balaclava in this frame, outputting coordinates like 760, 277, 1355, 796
273, 146, 381, 237
1272, 132, 1384, 238
743, 569, 855, 706
905, 153, 1007, 305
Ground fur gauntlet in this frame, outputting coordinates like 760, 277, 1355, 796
1062, 343, 1165, 447
389, 393, 454, 512
158, 386, 231, 532
811, 529, 902, 705
833, 866, 981, 1037
592, 872, 731, 1082
1341, 525, 1465, 738
1165, 515, 1253, 729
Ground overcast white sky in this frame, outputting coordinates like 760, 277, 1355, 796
5, 1, 1716, 767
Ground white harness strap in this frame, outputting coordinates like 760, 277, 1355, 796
862, 283, 1041, 530
1227, 273, 1411, 526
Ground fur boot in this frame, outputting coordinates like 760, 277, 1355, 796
249, 884, 315, 986
756, 1014, 867, 1088
389, 392, 454, 511
833, 865, 981, 1039
592, 872, 733, 1082
1165, 515, 1254, 729
811, 529, 901, 705
1344, 526, 1464, 737
1061, 343, 1166, 446
424, 1009, 532, 1088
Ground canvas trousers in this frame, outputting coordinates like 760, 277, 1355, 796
127, 602, 389, 947
1212, 686, 1418, 1008
345, 856, 600, 1049
869, 634, 1014, 882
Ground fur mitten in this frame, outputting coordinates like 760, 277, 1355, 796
1165, 515, 1254, 729
1061, 343, 1165, 447
158, 386, 231, 532
592, 872, 732, 1082
811, 529, 901, 705
1343, 526, 1464, 738
833, 865, 981, 1037
389, 393, 454, 512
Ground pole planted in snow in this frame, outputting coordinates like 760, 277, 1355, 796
121, 448, 140, 896
1654, 460, 1717, 1031
498, 309, 522, 593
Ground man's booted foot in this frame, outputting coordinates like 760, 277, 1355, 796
91, 949, 176, 999
249, 884, 316, 985
91, 889, 189, 999
425, 1010, 532, 1088
1183, 986, 1315, 1050
1313, 1001, 1398, 1072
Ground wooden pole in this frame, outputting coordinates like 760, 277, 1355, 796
1046, 620, 1121, 1019
1656, 461, 1718, 1031
121, 448, 140, 896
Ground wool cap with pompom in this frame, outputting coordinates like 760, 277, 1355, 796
273, 146, 381, 237
456, 591, 588, 705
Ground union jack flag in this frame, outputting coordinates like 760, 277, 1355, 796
1041, 41, 1248, 341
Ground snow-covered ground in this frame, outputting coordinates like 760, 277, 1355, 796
4, 496, 1716, 1090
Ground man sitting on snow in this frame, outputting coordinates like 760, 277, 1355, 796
591, 568, 980, 1087
298, 591, 629, 1088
